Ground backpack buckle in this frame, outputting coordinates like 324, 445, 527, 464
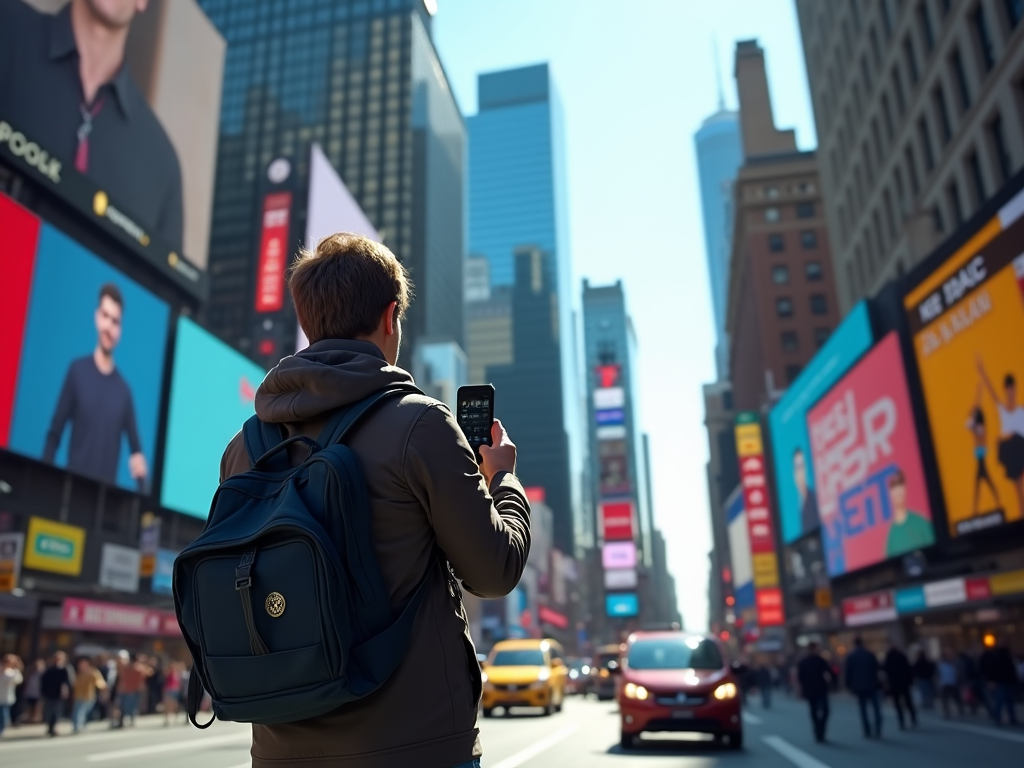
235, 576, 252, 590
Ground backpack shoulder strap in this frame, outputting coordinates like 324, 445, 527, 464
241, 416, 289, 472
316, 384, 423, 448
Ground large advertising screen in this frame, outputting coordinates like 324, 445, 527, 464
725, 486, 755, 616
2, 195, 169, 492
903, 187, 1024, 536
769, 302, 874, 544
161, 317, 266, 519
807, 333, 936, 576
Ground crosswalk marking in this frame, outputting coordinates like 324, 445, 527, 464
489, 725, 579, 768
86, 732, 251, 762
762, 735, 833, 768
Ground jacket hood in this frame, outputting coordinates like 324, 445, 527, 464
255, 339, 415, 423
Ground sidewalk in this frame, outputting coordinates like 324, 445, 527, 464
0, 712, 192, 742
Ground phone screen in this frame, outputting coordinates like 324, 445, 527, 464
457, 386, 494, 458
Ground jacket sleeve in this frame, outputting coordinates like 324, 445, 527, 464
403, 403, 530, 598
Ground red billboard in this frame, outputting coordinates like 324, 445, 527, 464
807, 332, 936, 577
255, 191, 292, 313
600, 501, 634, 541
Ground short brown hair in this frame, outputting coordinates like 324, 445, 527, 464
99, 282, 123, 309
288, 233, 412, 344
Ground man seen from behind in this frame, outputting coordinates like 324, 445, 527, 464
797, 642, 835, 743
846, 637, 883, 739
218, 233, 530, 768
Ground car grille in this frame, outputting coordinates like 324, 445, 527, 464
653, 693, 708, 706
492, 684, 530, 692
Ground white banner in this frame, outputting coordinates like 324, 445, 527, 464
99, 544, 141, 594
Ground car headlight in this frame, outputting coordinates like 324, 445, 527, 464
569, 669, 578, 679
582, 665, 590, 674
537, 668, 551, 682
624, 683, 649, 700
714, 683, 738, 700
481, 672, 488, 684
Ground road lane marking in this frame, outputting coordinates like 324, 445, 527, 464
742, 712, 763, 725
489, 725, 579, 768
86, 733, 251, 762
762, 735, 833, 768
927, 719, 1024, 744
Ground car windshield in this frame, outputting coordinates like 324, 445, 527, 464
627, 639, 723, 670
491, 650, 545, 667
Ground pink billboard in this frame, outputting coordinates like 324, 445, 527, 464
807, 332, 935, 576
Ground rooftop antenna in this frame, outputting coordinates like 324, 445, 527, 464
713, 36, 725, 110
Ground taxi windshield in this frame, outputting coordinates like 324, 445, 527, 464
491, 650, 545, 667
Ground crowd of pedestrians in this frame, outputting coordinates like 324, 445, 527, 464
0, 649, 193, 738
792, 638, 1023, 743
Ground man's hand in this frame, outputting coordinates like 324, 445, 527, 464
129, 452, 148, 480
478, 419, 516, 487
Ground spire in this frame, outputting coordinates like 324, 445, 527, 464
713, 37, 725, 110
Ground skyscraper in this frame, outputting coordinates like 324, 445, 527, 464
198, 0, 464, 366
466, 63, 578, 554
694, 106, 743, 378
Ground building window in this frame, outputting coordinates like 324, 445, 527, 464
950, 49, 972, 112
861, 56, 873, 91
947, 179, 965, 227
769, 233, 785, 252
905, 146, 921, 197
772, 265, 790, 284
805, 261, 824, 281
786, 364, 803, 384
903, 36, 919, 85
933, 203, 946, 234
765, 207, 781, 223
918, 118, 936, 172
882, 0, 895, 36
892, 67, 906, 115
810, 294, 829, 315
967, 150, 987, 209
1006, 0, 1024, 29
988, 113, 1013, 184
917, 2, 935, 53
882, 93, 895, 139
781, 331, 799, 352
973, 4, 996, 73
776, 297, 794, 318
801, 230, 818, 249
765, 185, 780, 198
796, 202, 816, 219
932, 85, 952, 146
814, 327, 831, 347
939, 0, 952, 17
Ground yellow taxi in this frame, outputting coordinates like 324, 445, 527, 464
481, 638, 568, 717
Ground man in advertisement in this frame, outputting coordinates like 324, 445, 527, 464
0, 0, 183, 250
884, 469, 934, 557
792, 447, 819, 535
44, 283, 147, 489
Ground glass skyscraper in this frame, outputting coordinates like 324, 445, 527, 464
198, 0, 463, 365
467, 63, 579, 554
694, 108, 743, 378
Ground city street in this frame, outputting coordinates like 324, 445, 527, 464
3, 694, 1023, 768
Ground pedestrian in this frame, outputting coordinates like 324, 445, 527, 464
913, 649, 937, 710
162, 661, 182, 726
758, 663, 773, 709
959, 648, 988, 717
883, 645, 917, 729
19, 659, 44, 724
937, 649, 964, 719
845, 637, 883, 738
980, 644, 1020, 727
115, 652, 152, 728
0, 654, 24, 738
213, 234, 530, 768
732, 657, 751, 704
145, 656, 164, 715
178, 663, 191, 726
72, 658, 106, 734
798, 642, 836, 743
40, 651, 74, 737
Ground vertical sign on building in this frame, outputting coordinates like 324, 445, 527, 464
255, 191, 292, 313
734, 412, 784, 626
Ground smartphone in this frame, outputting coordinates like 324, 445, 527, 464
456, 384, 495, 461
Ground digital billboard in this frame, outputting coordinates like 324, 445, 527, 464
768, 302, 874, 544
161, 317, 266, 519
602, 541, 637, 570
725, 486, 755, 615
600, 501, 634, 541
903, 186, 1024, 536
597, 439, 630, 497
606, 593, 639, 618
807, 333, 936, 576
2, 196, 170, 492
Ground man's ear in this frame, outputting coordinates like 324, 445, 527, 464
383, 300, 398, 336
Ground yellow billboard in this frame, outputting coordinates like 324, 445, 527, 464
903, 188, 1024, 537
23, 517, 86, 576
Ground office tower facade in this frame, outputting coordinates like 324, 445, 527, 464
726, 40, 841, 412
795, 0, 1024, 311
695, 108, 744, 378
198, 0, 464, 366
467, 63, 578, 553
583, 280, 651, 628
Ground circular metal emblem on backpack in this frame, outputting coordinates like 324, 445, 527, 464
265, 592, 286, 618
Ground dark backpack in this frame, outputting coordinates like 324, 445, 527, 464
173, 385, 432, 727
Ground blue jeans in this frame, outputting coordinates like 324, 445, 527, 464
452, 761, 481, 768
119, 692, 140, 725
991, 684, 1019, 726
0, 704, 10, 736
72, 700, 94, 733
856, 690, 882, 736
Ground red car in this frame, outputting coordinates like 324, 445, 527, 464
617, 631, 742, 750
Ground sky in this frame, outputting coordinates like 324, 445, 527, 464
434, 0, 817, 632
